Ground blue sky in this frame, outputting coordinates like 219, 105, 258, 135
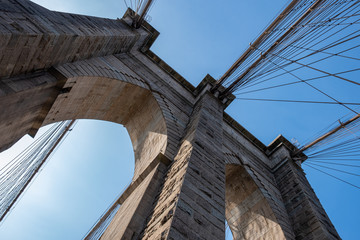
0, 0, 359, 239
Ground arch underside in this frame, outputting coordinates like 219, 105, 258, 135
0, 65, 170, 181
225, 164, 286, 240
46, 75, 168, 180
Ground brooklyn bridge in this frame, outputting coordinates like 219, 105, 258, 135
0, 0, 359, 239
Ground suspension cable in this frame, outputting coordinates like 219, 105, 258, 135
0, 120, 76, 222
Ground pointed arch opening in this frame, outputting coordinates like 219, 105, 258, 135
225, 163, 287, 240
0, 74, 172, 239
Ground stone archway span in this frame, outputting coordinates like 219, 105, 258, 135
42, 74, 167, 181
225, 163, 289, 240
55, 55, 182, 164
0, 65, 174, 239
0, 57, 176, 182
224, 148, 296, 239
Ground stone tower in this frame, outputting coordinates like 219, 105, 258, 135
0, 1, 340, 239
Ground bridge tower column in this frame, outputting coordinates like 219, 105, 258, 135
141, 90, 226, 240
268, 137, 341, 239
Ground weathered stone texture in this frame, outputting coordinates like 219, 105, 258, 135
167, 93, 226, 240
0, 0, 147, 78
226, 164, 287, 240
101, 160, 168, 240
223, 126, 295, 239
140, 92, 225, 240
270, 143, 341, 240
0, 71, 62, 152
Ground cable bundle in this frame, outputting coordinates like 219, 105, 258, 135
0, 120, 75, 222
301, 113, 360, 189
215, 0, 360, 115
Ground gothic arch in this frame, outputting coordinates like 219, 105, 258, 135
54, 55, 181, 166
45, 76, 168, 181
0, 61, 172, 181
225, 162, 287, 240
